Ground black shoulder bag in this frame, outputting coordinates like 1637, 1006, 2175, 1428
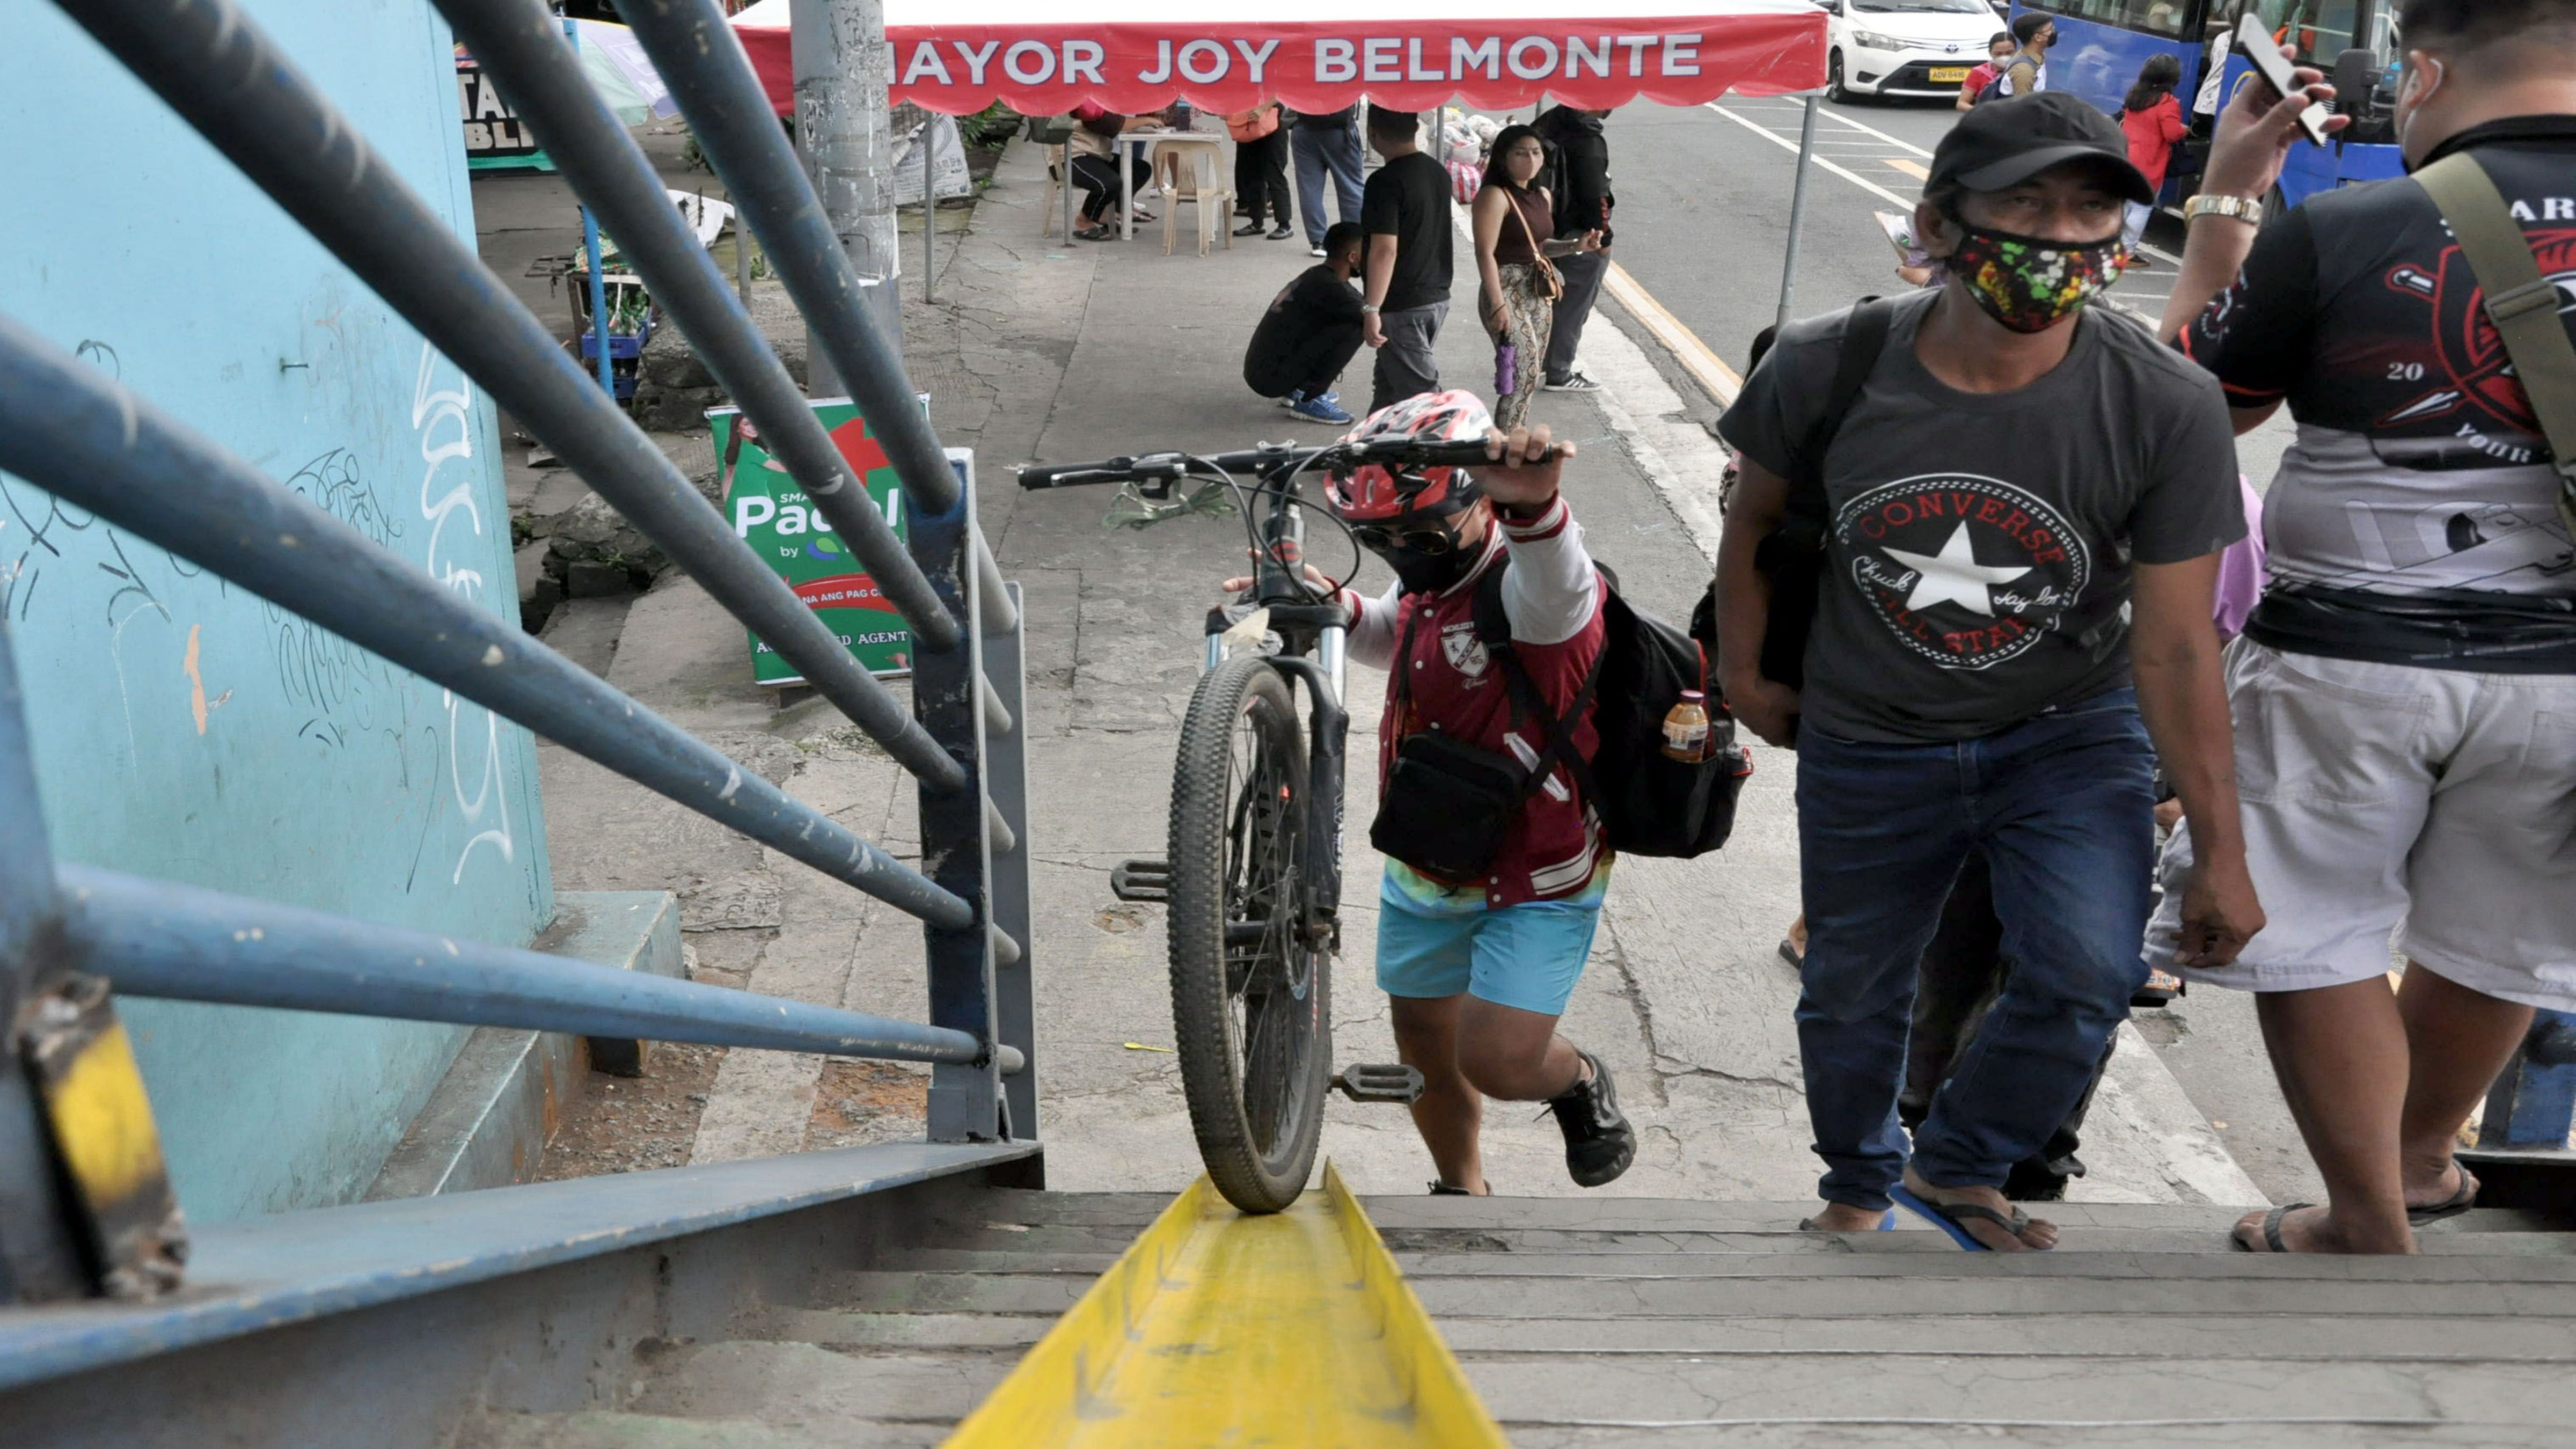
1367, 598, 1601, 883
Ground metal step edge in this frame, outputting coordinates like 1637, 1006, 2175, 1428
0, 1140, 1034, 1396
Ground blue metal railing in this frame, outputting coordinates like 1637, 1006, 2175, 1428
0, 0, 1033, 1305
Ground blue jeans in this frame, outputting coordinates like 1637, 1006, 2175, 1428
1291, 125, 1364, 247
1793, 689, 2156, 1211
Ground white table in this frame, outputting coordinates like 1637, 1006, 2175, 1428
1112, 129, 1170, 242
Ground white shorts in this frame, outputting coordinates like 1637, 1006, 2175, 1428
2150, 640, 2576, 1009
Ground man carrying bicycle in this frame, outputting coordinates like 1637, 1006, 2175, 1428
1308, 391, 1635, 1194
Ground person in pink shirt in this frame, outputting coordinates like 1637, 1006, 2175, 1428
2119, 55, 2190, 250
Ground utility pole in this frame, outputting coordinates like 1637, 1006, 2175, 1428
792, 0, 899, 396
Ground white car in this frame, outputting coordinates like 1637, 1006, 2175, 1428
1817, 0, 2011, 103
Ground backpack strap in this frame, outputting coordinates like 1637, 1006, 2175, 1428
1784, 296, 1899, 544
1472, 560, 1607, 810
2415, 152, 2576, 538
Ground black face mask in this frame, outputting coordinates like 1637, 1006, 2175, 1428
1380, 540, 1481, 595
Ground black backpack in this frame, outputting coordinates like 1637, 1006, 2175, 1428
1700, 296, 1896, 714
1472, 563, 1751, 859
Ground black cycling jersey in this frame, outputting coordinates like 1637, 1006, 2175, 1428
2179, 116, 2576, 672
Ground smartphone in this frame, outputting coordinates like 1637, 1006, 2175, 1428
2235, 13, 2334, 148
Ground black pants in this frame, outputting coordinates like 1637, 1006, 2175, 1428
1232, 130, 1293, 228
1068, 152, 1149, 224
1244, 318, 1363, 401
1898, 851, 2119, 1201
1546, 250, 1608, 383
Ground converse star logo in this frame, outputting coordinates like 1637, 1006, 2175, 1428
1839, 475, 2091, 670
1881, 522, 2032, 618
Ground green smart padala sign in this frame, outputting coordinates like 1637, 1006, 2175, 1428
713, 397, 919, 684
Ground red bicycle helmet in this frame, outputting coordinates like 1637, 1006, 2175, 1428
1324, 390, 1490, 523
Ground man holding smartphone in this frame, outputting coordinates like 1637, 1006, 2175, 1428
2160, 0, 2576, 1256
1716, 92, 2259, 1251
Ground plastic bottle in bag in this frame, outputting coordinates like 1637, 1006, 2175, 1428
1660, 690, 1711, 763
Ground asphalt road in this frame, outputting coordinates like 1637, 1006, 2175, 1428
1587, 92, 2330, 1208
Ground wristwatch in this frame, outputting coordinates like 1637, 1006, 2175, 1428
2183, 194, 2265, 228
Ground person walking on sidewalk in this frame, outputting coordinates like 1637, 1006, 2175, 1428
1291, 104, 1366, 256
1242, 222, 1366, 423
1359, 106, 1455, 414
1472, 126, 1605, 431
2156, 0, 2576, 1256
1227, 101, 1295, 240
2119, 54, 2189, 250
1531, 104, 1616, 393
1959, 31, 2018, 112
1714, 92, 2263, 1250
1997, 12, 2055, 98
1231, 392, 1635, 1194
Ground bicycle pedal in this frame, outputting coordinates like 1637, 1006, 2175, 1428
1332, 1063, 1425, 1105
1110, 859, 1169, 903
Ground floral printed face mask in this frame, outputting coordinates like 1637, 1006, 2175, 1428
1943, 217, 2133, 333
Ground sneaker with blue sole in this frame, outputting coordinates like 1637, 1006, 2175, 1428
1288, 394, 1355, 424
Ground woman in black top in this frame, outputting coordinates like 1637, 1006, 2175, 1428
1470, 125, 1600, 429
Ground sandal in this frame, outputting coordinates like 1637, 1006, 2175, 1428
1428, 1180, 1473, 1196
2230, 1201, 2313, 1253
1073, 224, 1115, 241
2132, 967, 2185, 1008
1890, 1182, 2039, 1252
1797, 1211, 1896, 1232
2409, 1167, 2479, 1225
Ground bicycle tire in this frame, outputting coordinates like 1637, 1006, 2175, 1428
1166, 655, 1333, 1213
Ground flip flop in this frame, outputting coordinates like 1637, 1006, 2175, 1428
2230, 1202, 2315, 1253
1797, 1211, 1896, 1232
1889, 1182, 2035, 1252
1428, 1180, 1474, 1196
1777, 937, 1804, 969
2409, 1169, 2479, 1225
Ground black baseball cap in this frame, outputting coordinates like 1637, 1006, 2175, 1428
1928, 91, 2155, 205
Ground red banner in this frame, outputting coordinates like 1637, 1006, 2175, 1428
733, 9, 1823, 118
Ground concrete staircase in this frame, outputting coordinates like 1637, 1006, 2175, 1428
457, 1189, 2576, 1448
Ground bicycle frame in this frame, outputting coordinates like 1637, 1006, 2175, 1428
1203, 462, 1350, 954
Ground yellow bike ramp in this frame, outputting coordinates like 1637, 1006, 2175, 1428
943, 1162, 1508, 1447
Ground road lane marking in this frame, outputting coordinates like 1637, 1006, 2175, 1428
1704, 101, 1917, 208
1702, 103, 2186, 269
1883, 158, 1930, 181
1602, 261, 1743, 407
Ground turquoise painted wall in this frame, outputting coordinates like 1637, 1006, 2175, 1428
0, 1, 551, 1219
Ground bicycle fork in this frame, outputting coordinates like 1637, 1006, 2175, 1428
1268, 645, 1346, 952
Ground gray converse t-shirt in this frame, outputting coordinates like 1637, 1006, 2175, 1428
1718, 292, 2244, 744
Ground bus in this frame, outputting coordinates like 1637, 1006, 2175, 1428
2005, 0, 2403, 212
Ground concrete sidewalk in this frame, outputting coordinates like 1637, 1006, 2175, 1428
538, 135, 2262, 1210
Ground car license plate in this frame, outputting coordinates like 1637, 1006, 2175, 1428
1928, 66, 1970, 83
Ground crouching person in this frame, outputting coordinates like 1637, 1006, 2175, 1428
1262, 391, 1636, 1194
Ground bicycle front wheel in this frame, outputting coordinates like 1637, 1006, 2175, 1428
1166, 654, 1332, 1213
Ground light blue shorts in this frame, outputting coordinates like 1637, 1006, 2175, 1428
1374, 873, 1604, 1018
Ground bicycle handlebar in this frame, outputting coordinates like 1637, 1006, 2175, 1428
1013, 435, 1565, 490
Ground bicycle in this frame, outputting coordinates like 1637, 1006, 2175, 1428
1018, 433, 1550, 1213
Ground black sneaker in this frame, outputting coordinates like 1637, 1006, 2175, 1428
1544, 1049, 1634, 1187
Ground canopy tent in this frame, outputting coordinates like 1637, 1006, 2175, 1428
729, 0, 1823, 118
728, 0, 1833, 333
